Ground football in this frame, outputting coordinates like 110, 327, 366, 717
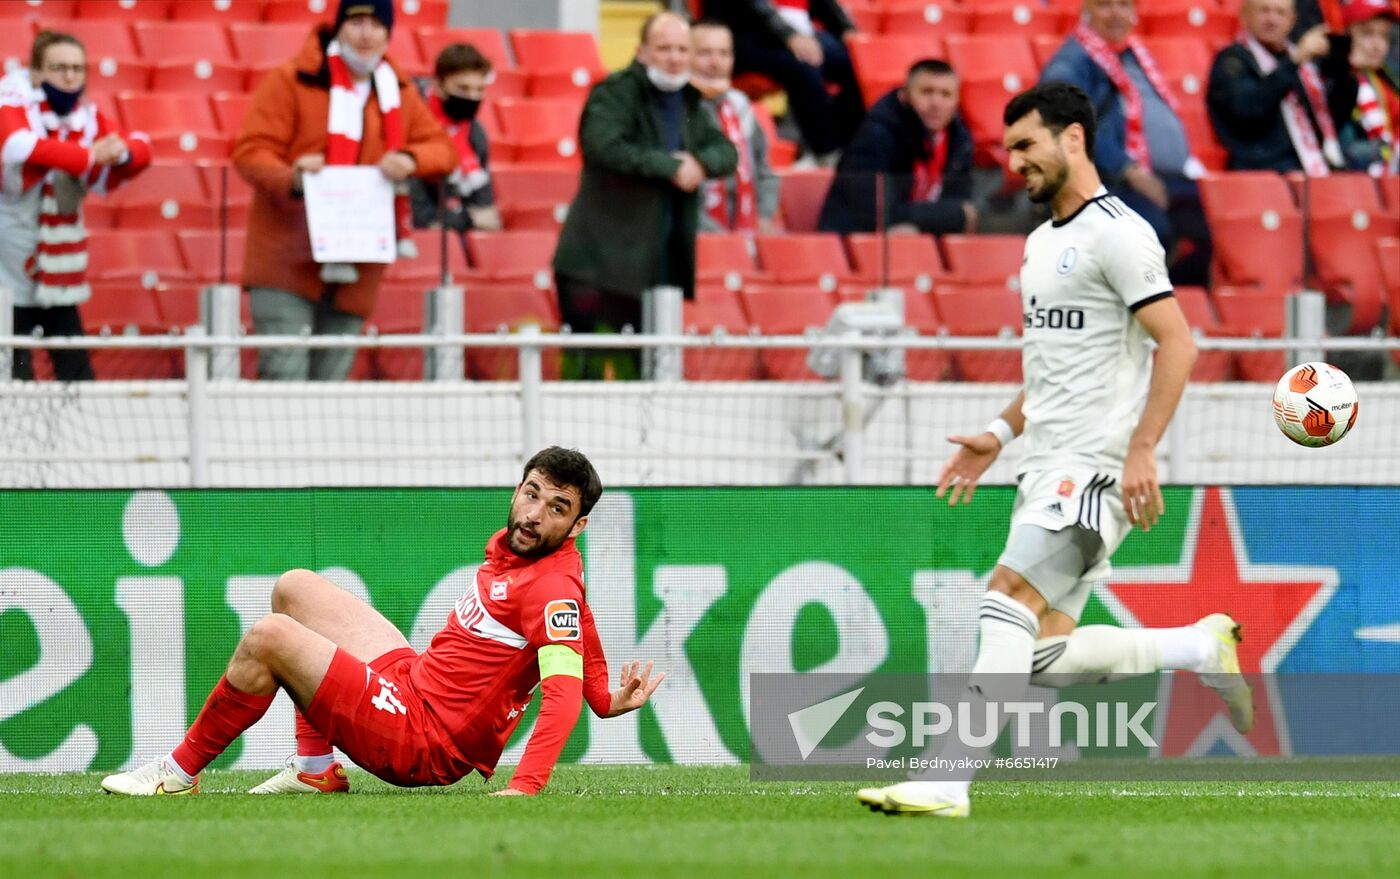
1272, 362, 1359, 447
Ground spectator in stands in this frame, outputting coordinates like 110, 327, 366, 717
1334, 0, 1399, 174
690, 19, 780, 234
234, 0, 455, 381
1040, 0, 1211, 285
1207, 0, 1352, 175
0, 30, 151, 382
701, 0, 864, 166
410, 42, 502, 232
552, 12, 737, 380
816, 59, 975, 236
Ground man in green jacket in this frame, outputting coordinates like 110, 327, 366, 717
552, 11, 738, 380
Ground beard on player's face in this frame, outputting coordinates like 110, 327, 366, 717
1023, 147, 1069, 204
504, 502, 573, 558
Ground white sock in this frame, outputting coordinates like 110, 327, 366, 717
162, 752, 197, 784
917, 592, 1039, 796
1030, 625, 1162, 685
294, 753, 334, 774
1149, 626, 1215, 672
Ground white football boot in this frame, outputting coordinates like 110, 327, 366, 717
249, 758, 350, 794
856, 782, 970, 817
1195, 612, 1255, 733
101, 759, 199, 796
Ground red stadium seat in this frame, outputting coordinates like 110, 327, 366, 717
1141, 2, 1237, 44
195, 162, 253, 225
490, 164, 579, 230
383, 230, 471, 286
1176, 99, 1228, 172
37, 19, 139, 62
416, 27, 513, 71
1172, 285, 1232, 381
1378, 237, 1400, 349
387, 26, 426, 76
228, 22, 309, 69
776, 167, 833, 233
943, 34, 1038, 164
879, 2, 972, 38
210, 91, 255, 135
81, 285, 178, 380
1198, 172, 1303, 295
969, 2, 1068, 37
1296, 173, 1388, 333
845, 232, 945, 290
171, 0, 268, 23
1212, 286, 1285, 382
492, 98, 582, 166
508, 30, 605, 99
261, 0, 333, 25
150, 62, 248, 93
1031, 33, 1064, 69
87, 58, 152, 93
1380, 174, 1400, 212
738, 286, 838, 380
74, 0, 171, 20
110, 162, 216, 230
847, 33, 945, 107
750, 99, 797, 167
464, 230, 556, 287
0, 28, 31, 71
1139, 36, 1213, 101
115, 91, 229, 160
940, 234, 1025, 290
132, 22, 237, 65
845, 3, 884, 34
754, 233, 852, 290
696, 232, 764, 290
932, 284, 1023, 382
176, 228, 247, 285
464, 284, 562, 380
86, 229, 193, 286
683, 284, 763, 381
394, 0, 449, 29
0, 1, 75, 18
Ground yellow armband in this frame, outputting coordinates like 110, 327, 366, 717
538, 643, 583, 680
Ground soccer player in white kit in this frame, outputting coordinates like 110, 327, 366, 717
857, 82, 1252, 818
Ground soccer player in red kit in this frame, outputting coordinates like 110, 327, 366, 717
102, 447, 662, 797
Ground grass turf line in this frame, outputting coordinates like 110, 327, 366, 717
1, 765, 1397, 878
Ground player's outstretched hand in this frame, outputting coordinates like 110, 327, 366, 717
935, 432, 1002, 506
490, 787, 529, 797
1121, 445, 1164, 531
608, 660, 665, 717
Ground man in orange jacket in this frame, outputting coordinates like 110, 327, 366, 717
234, 0, 456, 381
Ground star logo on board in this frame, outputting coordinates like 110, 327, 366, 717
1097, 487, 1337, 758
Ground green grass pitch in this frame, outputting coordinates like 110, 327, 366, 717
2, 766, 1397, 878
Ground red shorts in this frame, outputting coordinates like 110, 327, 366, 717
306, 646, 473, 787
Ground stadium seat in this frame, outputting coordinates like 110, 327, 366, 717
150, 61, 248, 93
1176, 99, 1228, 172
969, 3, 1068, 37
387, 26, 426, 76
73, 0, 171, 20
754, 233, 853, 291
836, 284, 951, 380
776, 168, 833, 233
0, 28, 31, 72
1141, 2, 1237, 43
115, 92, 229, 161
228, 22, 309, 72
86, 230, 193, 287
845, 3, 884, 34
463, 230, 556, 289
210, 91, 255, 136
171, 0, 268, 23
195, 162, 253, 223
133, 20, 246, 92
1197, 172, 1303, 295
463, 284, 562, 381
845, 232, 945, 291
683, 283, 763, 381
750, 99, 797, 167
932, 284, 1023, 381
940, 234, 1025, 291
0, 0, 74, 18
847, 34, 945, 108
1213, 286, 1285, 382
416, 27, 513, 71
1380, 174, 1400, 213
1139, 36, 1213, 100
737, 285, 838, 380
1172, 285, 1232, 381
109, 162, 216, 230
176, 228, 248, 286
81, 285, 178, 380
1296, 173, 1387, 333
696, 232, 764, 291
394, 0, 449, 29
37, 19, 140, 63
383, 230, 471, 286
87, 58, 152, 93
363, 286, 426, 381
943, 34, 1039, 164
261, 0, 334, 25
879, 2, 972, 37
1378, 237, 1400, 354
490, 164, 579, 230
508, 30, 605, 99
492, 98, 583, 167
1030, 33, 1064, 69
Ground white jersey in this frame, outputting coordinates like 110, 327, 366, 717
1016, 187, 1171, 477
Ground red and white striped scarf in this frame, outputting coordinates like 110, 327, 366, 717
1239, 31, 1344, 176
1073, 23, 1181, 169
1354, 70, 1399, 174
704, 93, 757, 233
325, 40, 413, 252
425, 92, 489, 197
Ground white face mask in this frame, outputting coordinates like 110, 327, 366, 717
338, 42, 383, 78
646, 65, 690, 93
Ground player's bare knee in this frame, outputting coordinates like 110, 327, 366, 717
987, 566, 1048, 617
271, 568, 318, 614
243, 613, 299, 662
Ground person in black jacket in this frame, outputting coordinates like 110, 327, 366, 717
700, 0, 863, 163
818, 59, 975, 235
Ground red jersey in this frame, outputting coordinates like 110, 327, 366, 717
408, 529, 611, 792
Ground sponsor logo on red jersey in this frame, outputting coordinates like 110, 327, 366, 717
544, 599, 581, 641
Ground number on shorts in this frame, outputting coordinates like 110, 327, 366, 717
371, 676, 406, 715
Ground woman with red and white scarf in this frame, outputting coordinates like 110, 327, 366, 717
0, 31, 150, 381
234, 0, 455, 382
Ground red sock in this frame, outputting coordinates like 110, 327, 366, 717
170, 676, 275, 777
295, 708, 333, 758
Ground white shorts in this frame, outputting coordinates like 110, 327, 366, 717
995, 468, 1128, 621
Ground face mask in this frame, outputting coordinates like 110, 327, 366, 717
338, 43, 383, 78
40, 81, 83, 116
441, 94, 480, 122
646, 65, 690, 93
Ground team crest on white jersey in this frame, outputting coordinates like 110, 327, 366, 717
1056, 246, 1077, 275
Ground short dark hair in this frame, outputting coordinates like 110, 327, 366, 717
434, 42, 492, 79
31, 31, 84, 71
521, 447, 603, 518
906, 58, 956, 83
1003, 81, 1097, 154
691, 17, 732, 36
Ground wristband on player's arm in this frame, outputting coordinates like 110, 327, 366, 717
986, 417, 1016, 448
